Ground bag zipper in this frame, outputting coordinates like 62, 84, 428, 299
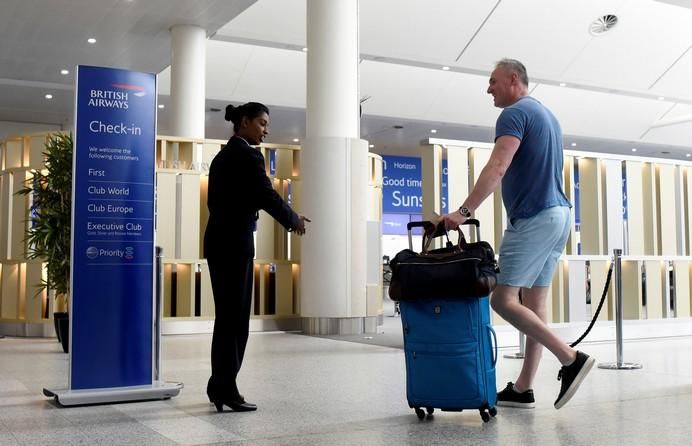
400, 257, 482, 266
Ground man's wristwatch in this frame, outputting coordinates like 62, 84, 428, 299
458, 206, 471, 218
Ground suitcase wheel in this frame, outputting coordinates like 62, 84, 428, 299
426, 407, 434, 416
415, 407, 425, 420
489, 407, 497, 417
480, 410, 490, 423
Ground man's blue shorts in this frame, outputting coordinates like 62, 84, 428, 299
497, 206, 571, 288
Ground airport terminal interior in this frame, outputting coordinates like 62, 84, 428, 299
2, 1, 692, 445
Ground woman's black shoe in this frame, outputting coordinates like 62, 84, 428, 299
213, 399, 257, 412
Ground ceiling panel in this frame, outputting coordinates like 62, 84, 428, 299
360, 61, 455, 121
532, 84, 672, 142
204, 41, 256, 100
640, 103, 692, 147
0, 0, 256, 83
563, 0, 692, 92
457, 0, 626, 79
423, 71, 500, 127
232, 46, 306, 107
0, 84, 72, 125
359, 0, 497, 64
159, 41, 306, 107
649, 46, 692, 100
215, 0, 305, 46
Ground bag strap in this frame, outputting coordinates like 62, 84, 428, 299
416, 219, 483, 254
422, 225, 463, 253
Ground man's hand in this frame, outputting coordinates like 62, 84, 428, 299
433, 211, 467, 231
294, 216, 311, 235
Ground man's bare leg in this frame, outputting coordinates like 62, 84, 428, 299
513, 286, 549, 392
491, 284, 576, 367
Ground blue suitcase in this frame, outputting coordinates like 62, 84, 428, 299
400, 298, 498, 421
398, 221, 498, 422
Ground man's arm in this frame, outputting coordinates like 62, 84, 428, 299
437, 135, 520, 230
462, 135, 520, 211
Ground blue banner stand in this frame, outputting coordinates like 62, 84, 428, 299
44, 66, 181, 406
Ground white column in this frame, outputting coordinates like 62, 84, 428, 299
301, 0, 371, 334
170, 25, 205, 139
168, 26, 205, 261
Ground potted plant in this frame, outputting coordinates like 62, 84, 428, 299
17, 132, 73, 353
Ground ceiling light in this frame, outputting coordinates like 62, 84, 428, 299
369, 144, 374, 148
60, 69, 69, 75
658, 96, 665, 101
158, 104, 165, 109
441, 66, 450, 71
687, 154, 691, 158
570, 142, 577, 147
292, 138, 299, 143
301, 47, 308, 52
44, 94, 53, 99
430, 129, 437, 133
590, 14, 618, 36
631, 148, 637, 152
559, 82, 567, 87
87, 38, 96, 44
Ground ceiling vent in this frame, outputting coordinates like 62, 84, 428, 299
589, 14, 618, 35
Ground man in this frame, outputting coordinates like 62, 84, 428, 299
436, 59, 595, 409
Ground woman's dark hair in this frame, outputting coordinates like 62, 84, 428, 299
225, 102, 270, 132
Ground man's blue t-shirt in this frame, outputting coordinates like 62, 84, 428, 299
495, 96, 571, 219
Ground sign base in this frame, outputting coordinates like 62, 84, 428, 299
43, 381, 183, 407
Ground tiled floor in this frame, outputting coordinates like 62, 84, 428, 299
1, 327, 692, 445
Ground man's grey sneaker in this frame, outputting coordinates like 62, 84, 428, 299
554, 351, 596, 409
496, 382, 535, 408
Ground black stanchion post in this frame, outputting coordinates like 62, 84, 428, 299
598, 249, 642, 370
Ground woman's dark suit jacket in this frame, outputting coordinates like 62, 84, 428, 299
204, 135, 299, 259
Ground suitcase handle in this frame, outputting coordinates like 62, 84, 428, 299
407, 219, 483, 252
406, 218, 480, 232
488, 324, 498, 368
423, 220, 481, 254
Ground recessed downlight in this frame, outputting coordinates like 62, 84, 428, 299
441, 66, 450, 71
292, 138, 300, 143
570, 142, 577, 147
658, 96, 665, 101
158, 104, 165, 109
44, 94, 53, 99
60, 69, 69, 75
369, 144, 374, 148
430, 129, 437, 134
632, 148, 637, 152
686, 154, 691, 158
87, 38, 96, 44
559, 82, 567, 87
301, 47, 308, 52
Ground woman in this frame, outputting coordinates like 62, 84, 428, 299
204, 102, 309, 412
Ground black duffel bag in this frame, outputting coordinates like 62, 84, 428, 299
388, 219, 499, 301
